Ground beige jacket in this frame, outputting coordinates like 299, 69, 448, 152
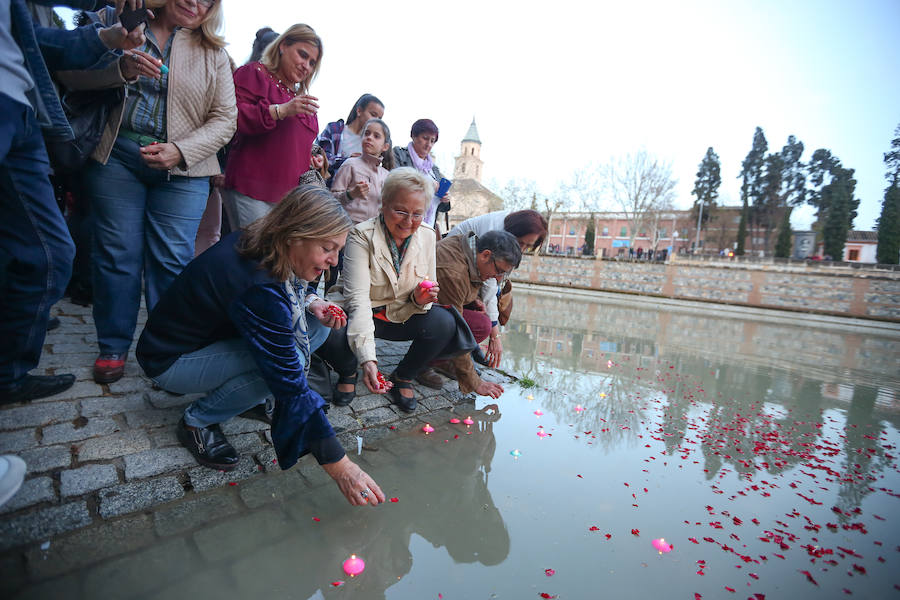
57, 24, 236, 178
329, 217, 436, 365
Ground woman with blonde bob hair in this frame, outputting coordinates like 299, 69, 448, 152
137, 186, 386, 507
333, 168, 476, 413
74, 0, 237, 385
224, 23, 324, 228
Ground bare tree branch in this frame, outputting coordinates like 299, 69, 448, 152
602, 150, 678, 246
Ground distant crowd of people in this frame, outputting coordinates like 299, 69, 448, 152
0, 1, 547, 506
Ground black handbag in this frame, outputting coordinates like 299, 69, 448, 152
306, 354, 333, 403
46, 86, 124, 174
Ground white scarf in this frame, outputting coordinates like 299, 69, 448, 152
284, 276, 311, 375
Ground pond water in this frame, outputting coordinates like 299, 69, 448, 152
31, 288, 900, 599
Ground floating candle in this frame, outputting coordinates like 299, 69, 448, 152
422, 424, 434, 434
536, 430, 549, 438
574, 405, 584, 412
534, 410, 543, 416
599, 392, 607, 398
342, 555, 365, 576
526, 394, 534, 400
510, 449, 521, 458
651, 538, 673, 554
463, 417, 474, 426
449, 418, 460, 424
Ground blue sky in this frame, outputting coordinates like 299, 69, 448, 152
60, 0, 900, 229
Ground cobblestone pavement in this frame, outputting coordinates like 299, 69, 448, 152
0, 299, 507, 595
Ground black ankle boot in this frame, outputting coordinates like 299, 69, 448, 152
176, 418, 239, 470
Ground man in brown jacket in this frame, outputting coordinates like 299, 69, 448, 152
431, 230, 521, 398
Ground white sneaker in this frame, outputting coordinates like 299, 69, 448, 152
0, 455, 27, 507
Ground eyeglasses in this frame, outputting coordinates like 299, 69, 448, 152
491, 255, 513, 278
196, 0, 215, 7
390, 208, 424, 222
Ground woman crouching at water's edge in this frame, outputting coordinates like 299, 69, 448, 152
136, 186, 384, 506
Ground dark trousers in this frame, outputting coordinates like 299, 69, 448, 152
0, 95, 75, 386
374, 306, 456, 380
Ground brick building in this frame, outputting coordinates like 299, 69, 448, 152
545, 211, 699, 257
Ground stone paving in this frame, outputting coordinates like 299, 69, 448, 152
0, 298, 508, 596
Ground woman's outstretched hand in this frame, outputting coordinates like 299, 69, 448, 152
361, 361, 391, 394
322, 456, 385, 506
309, 299, 347, 329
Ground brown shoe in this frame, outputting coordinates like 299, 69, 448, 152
414, 368, 444, 389
93, 353, 127, 384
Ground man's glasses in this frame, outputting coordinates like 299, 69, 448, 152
491, 255, 512, 278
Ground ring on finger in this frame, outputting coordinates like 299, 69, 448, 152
359, 489, 369, 500
131, 54, 139, 62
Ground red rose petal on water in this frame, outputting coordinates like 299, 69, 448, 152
589, 526, 600, 531
545, 568, 556, 576
605, 533, 612, 540
800, 570, 818, 585
631, 528, 640, 536
227, 482, 237, 486
312, 517, 320, 522
694, 594, 702, 600
852, 564, 866, 574
725, 586, 735, 593
539, 594, 557, 599
331, 581, 344, 587
390, 497, 399, 503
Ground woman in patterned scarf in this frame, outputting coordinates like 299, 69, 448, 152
331, 168, 474, 413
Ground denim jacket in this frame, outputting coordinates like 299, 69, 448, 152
11, 0, 119, 141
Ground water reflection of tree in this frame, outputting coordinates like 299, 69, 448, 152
834, 384, 892, 518
503, 342, 651, 451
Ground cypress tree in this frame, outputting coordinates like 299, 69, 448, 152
738, 128, 768, 252
736, 199, 748, 255
876, 180, 900, 264
774, 207, 793, 258
821, 168, 858, 260
583, 214, 595, 255
692, 147, 721, 228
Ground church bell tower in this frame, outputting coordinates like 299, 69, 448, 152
453, 118, 483, 182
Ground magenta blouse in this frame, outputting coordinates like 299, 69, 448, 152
224, 62, 318, 204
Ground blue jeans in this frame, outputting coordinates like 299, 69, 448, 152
84, 136, 208, 354
152, 318, 332, 428
0, 95, 75, 386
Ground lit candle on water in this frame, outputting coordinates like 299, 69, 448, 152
343, 554, 366, 576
